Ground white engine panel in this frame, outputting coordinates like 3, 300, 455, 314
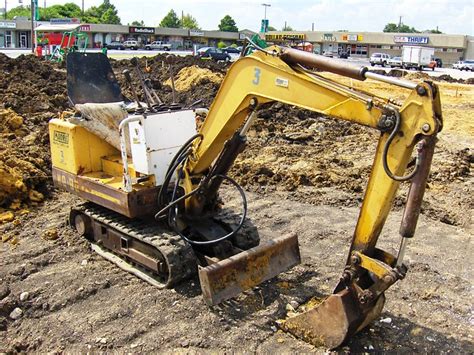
128, 110, 197, 186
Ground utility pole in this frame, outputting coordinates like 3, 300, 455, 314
4, 0, 6, 20
261, 3, 270, 32
312, 22, 314, 31
82, 0, 84, 15
30, 0, 34, 53
398, 15, 402, 32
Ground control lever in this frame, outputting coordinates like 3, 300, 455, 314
122, 69, 143, 110
130, 57, 157, 109
167, 55, 177, 104
144, 78, 163, 105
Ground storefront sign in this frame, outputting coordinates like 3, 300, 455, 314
394, 36, 428, 44
265, 33, 305, 41
80, 25, 90, 31
129, 26, 155, 34
0, 22, 16, 29
342, 34, 363, 41
323, 33, 336, 41
189, 30, 204, 36
50, 18, 81, 24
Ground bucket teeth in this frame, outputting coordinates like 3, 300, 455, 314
280, 288, 385, 349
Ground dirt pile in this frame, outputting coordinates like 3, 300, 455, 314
164, 65, 223, 91
0, 54, 68, 214
231, 102, 375, 206
111, 54, 228, 107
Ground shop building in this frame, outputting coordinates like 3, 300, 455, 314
0, 19, 255, 50
265, 30, 472, 65
0, 20, 32, 48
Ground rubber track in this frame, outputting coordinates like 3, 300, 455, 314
73, 202, 197, 288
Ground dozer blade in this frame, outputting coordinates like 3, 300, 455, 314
199, 233, 301, 305
280, 288, 385, 349
66, 52, 125, 105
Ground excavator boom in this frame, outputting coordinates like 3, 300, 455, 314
178, 45, 442, 348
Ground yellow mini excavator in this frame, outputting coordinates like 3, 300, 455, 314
49, 42, 442, 348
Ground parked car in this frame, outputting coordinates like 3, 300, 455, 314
105, 41, 125, 50
338, 51, 349, 59
461, 60, 474, 71
453, 61, 464, 70
322, 51, 334, 58
145, 41, 172, 51
370, 53, 391, 67
222, 46, 241, 54
388, 56, 403, 68
196, 47, 231, 62
123, 40, 139, 50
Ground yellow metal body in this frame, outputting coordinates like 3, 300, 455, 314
49, 119, 118, 175
49, 119, 157, 218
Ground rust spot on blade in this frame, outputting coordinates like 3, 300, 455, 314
199, 233, 301, 305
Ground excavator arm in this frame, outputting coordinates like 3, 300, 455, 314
175, 46, 442, 348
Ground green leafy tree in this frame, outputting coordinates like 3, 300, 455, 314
7, 0, 120, 23
160, 9, 180, 28
101, 8, 121, 24
131, 20, 145, 26
282, 25, 293, 31
218, 15, 238, 32
6, 6, 32, 20
383, 22, 419, 33
267, 25, 277, 31
82, 6, 101, 24
217, 41, 226, 49
181, 14, 199, 29
82, 1, 121, 24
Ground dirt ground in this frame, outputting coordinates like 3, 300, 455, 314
0, 53, 473, 353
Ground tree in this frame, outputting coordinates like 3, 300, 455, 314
82, 7, 100, 23
267, 26, 277, 31
101, 8, 120, 24
160, 9, 180, 28
217, 41, 226, 49
181, 14, 199, 29
131, 20, 145, 26
218, 15, 238, 32
5, 6, 31, 20
383, 22, 419, 33
282, 25, 293, 31
7, 0, 120, 23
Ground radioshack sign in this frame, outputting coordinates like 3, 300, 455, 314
129, 26, 155, 34
394, 36, 429, 44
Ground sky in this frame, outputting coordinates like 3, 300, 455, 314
18, 0, 474, 35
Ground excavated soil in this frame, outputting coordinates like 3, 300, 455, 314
0, 54, 473, 353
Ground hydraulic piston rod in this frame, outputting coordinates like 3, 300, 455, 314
280, 47, 417, 89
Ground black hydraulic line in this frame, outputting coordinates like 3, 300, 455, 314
382, 109, 421, 182
168, 174, 247, 246
156, 134, 203, 208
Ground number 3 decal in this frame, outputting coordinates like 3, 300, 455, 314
252, 67, 261, 85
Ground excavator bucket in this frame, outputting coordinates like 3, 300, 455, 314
280, 288, 385, 349
198, 233, 301, 305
